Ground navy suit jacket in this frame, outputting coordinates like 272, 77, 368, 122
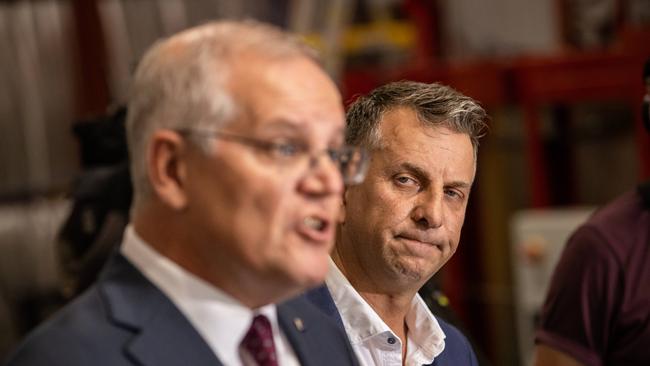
305, 285, 479, 366
5, 254, 359, 366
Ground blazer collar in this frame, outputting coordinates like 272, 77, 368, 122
97, 252, 347, 366
98, 253, 222, 366
277, 297, 316, 366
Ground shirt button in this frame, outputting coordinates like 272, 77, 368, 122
387, 337, 396, 344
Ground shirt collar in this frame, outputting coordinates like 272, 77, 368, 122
120, 225, 279, 366
406, 293, 446, 360
325, 258, 389, 342
325, 257, 446, 362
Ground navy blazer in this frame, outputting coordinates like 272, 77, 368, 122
305, 285, 479, 366
5, 254, 359, 366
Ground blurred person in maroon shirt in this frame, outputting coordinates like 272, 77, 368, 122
533, 59, 650, 366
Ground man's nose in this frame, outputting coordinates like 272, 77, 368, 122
298, 153, 344, 196
411, 189, 443, 229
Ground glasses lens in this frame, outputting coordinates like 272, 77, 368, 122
338, 146, 368, 185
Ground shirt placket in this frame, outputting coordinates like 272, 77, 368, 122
378, 331, 402, 366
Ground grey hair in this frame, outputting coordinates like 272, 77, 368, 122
126, 20, 318, 208
345, 81, 488, 161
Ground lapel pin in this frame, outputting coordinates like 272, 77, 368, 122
293, 317, 305, 332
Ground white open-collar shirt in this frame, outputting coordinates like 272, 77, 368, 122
325, 258, 446, 366
120, 225, 300, 366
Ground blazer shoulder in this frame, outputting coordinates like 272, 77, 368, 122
303, 284, 345, 328
5, 287, 131, 366
434, 317, 479, 365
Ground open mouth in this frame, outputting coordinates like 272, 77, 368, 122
304, 216, 326, 231
297, 215, 332, 244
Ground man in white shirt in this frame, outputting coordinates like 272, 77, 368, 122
6, 20, 365, 366
306, 81, 487, 366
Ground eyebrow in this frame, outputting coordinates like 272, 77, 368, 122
259, 119, 345, 144
398, 162, 472, 190
399, 162, 429, 182
446, 180, 472, 190
257, 119, 303, 134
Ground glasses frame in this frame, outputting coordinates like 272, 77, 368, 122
174, 128, 368, 185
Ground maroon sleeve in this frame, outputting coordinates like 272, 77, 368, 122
535, 225, 622, 366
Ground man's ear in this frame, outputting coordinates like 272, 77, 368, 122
338, 187, 348, 224
147, 130, 189, 210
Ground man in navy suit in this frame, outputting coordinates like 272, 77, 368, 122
306, 81, 487, 365
6, 20, 366, 366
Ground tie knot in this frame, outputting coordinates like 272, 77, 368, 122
242, 314, 278, 366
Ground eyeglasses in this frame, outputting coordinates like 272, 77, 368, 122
175, 129, 369, 185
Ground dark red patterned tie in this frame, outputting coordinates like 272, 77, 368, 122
241, 314, 279, 366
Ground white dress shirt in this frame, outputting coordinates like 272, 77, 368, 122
325, 259, 446, 366
120, 225, 300, 366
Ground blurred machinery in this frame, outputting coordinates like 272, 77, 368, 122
0, 199, 70, 357
509, 207, 595, 365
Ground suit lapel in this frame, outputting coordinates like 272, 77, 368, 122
99, 253, 222, 366
277, 295, 360, 366
277, 299, 317, 366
